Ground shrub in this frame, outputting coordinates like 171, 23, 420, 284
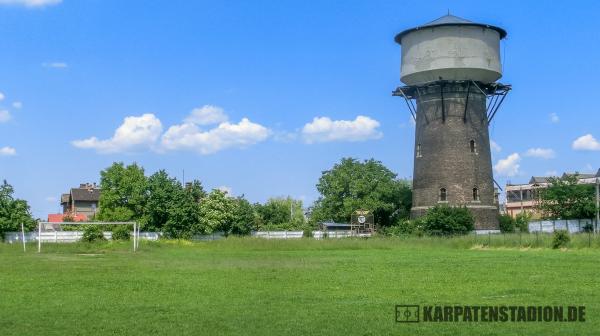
515, 212, 531, 232
112, 225, 131, 241
552, 230, 570, 249
302, 226, 313, 238
498, 214, 515, 233
582, 223, 594, 233
382, 219, 424, 236
81, 225, 106, 243
422, 205, 474, 235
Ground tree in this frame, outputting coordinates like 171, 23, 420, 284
255, 197, 305, 230
537, 174, 596, 220
421, 205, 474, 235
144, 170, 184, 231
310, 158, 412, 227
97, 162, 148, 222
164, 187, 203, 239
0, 180, 36, 235
230, 197, 256, 235
198, 189, 236, 234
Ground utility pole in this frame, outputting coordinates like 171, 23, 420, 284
596, 177, 600, 232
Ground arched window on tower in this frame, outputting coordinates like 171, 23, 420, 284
472, 187, 480, 201
470, 140, 477, 153
439, 188, 447, 202
416, 144, 422, 158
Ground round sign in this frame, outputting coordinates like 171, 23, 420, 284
358, 215, 366, 224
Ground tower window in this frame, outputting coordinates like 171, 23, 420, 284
439, 188, 447, 202
416, 144, 422, 158
472, 187, 480, 201
470, 140, 477, 153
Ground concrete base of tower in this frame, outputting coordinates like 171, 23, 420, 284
410, 205, 500, 230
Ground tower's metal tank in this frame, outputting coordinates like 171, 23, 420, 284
395, 15, 506, 85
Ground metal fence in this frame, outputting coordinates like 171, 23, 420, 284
4, 230, 372, 243
528, 219, 597, 233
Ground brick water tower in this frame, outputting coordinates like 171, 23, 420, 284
393, 14, 510, 230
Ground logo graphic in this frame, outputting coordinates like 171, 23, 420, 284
357, 215, 366, 224
396, 305, 420, 323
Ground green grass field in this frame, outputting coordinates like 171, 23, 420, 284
1, 237, 599, 335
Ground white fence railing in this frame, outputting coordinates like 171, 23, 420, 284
4, 230, 372, 243
528, 219, 597, 233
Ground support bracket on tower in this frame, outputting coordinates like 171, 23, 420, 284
493, 179, 503, 191
393, 87, 417, 122
487, 85, 511, 124
440, 82, 446, 123
463, 81, 471, 122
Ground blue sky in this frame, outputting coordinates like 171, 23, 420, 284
0, 0, 599, 218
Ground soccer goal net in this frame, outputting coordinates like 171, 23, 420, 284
36, 221, 140, 252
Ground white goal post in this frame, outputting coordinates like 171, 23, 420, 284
36, 221, 140, 253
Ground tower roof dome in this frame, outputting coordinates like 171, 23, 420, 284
394, 14, 507, 44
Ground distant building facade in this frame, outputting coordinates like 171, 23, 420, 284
48, 183, 101, 222
505, 170, 600, 218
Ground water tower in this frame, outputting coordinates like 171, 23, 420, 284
393, 14, 510, 230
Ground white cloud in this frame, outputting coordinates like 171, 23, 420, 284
0, 92, 4, 101
72, 113, 163, 153
550, 113, 559, 123
0, 110, 11, 123
0, 0, 61, 7
12, 101, 22, 109
572, 134, 600, 151
0, 146, 16, 156
494, 153, 521, 177
524, 148, 556, 159
42, 62, 68, 68
490, 140, 502, 152
301, 115, 382, 144
161, 118, 270, 154
184, 105, 228, 125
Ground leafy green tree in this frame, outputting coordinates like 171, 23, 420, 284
0, 180, 36, 235
230, 196, 256, 235
162, 179, 205, 238
421, 205, 474, 235
538, 174, 596, 219
144, 170, 184, 231
256, 197, 304, 230
198, 189, 236, 234
97, 162, 148, 221
310, 158, 412, 227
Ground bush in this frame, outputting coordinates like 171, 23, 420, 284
81, 225, 106, 243
552, 230, 570, 249
302, 226, 313, 238
112, 225, 131, 241
422, 205, 474, 235
381, 219, 424, 236
582, 223, 594, 233
515, 212, 531, 232
498, 214, 515, 233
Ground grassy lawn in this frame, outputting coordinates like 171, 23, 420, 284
1, 237, 599, 335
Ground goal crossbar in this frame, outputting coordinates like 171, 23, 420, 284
36, 221, 139, 252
